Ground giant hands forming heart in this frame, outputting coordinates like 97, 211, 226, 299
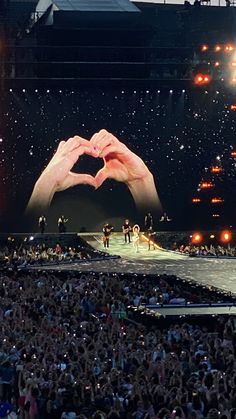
27, 129, 161, 214
53, 129, 151, 193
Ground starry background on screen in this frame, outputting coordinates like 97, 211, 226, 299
0, 87, 235, 231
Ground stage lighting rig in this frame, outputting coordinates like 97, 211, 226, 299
210, 166, 223, 173
194, 74, 211, 85
225, 44, 234, 52
191, 232, 203, 244
199, 181, 214, 189
211, 197, 224, 204
220, 230, 232, 242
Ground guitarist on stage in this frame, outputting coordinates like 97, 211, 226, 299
103, 223, 113, 248
122, 219, 132, 244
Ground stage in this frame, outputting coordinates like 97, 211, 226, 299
28, 233, 236, 296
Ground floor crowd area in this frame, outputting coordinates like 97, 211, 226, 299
0, 270, 235, 418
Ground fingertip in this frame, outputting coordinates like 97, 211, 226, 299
57, 140, 66, 151
90, 132, 98, 142
100, 129, 108, 135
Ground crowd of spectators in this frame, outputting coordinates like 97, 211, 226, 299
0, 269, 234, 418
175, 245, 236, 258
0, 243, 111, 268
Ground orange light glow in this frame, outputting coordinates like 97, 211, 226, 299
231, 62, 236, 67
220, 230, 232, 243
191, 232, 203, 244
194, 74, 211, 85
211, 197, 224, 204
192, 198, 201, 203
231, 151, 236, 156
215, 45, 221, 52
231, 78, 236, 83
211, 166, 223, 173
199, 181, 214, 189
225, 44, 234, 52
197, 75, 203, 82
215, 61, 220, 67
230, 105, 236, 110
201, 45, 208, 52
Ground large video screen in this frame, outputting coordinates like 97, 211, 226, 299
0, 87, 235, 232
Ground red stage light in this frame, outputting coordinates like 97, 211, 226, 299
192, 198, 201, 203
199, 181, 214, 189
215, 45, 221, 52
211, 166, 223, 173
211, 197, 224, 204
220, 230, 232, 243
201, 45, 208, 52
230, 105, 236, 110
194, 74, 211, 85
191, 232, 203, 244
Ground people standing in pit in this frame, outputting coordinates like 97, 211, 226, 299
38, 215, 47, 234
132, 224, 140, 253
103, 224, 113, 248
58, 215, 68, 233
122, 219, 132, 244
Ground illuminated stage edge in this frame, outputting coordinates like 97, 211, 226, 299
16, 232, 236, 297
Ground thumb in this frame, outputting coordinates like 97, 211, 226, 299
95, 167, 110, 189
68, 172, 97, 188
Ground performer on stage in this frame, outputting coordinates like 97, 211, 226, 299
58, 215, 68, 233
132, 224, 140, 253
145, 212, 153, 232
147, 227, 155, 251
38, 215, 47, 234
122, 219, 132, 244
160, 212, 172, 223
103, 223, 113, 248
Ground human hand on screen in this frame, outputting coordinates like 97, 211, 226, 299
91, 129, 162, 212
27, 136, 97, 213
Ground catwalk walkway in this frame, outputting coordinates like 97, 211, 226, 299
30, 233, 236, 296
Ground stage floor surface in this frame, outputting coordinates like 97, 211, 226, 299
30, 233, 236, 296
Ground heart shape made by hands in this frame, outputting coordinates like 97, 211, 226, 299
50, 130, 147, 193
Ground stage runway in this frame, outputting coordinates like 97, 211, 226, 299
32, 233, 236, 296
